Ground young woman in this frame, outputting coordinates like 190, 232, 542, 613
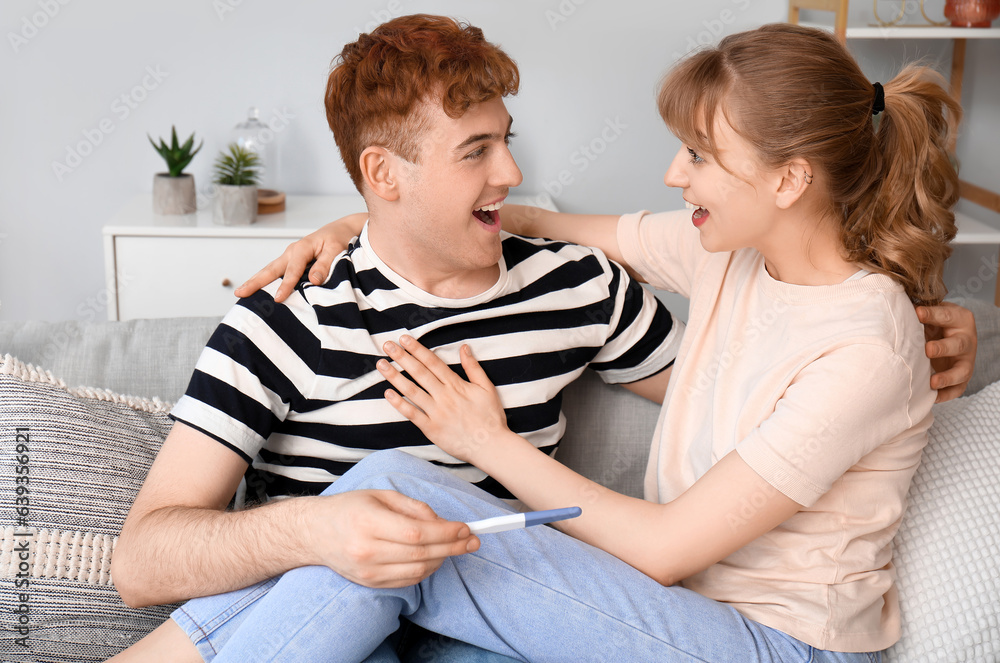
144, 23, 975, 662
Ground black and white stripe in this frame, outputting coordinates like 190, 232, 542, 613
171, 227, 681, 500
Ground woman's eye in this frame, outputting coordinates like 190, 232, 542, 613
466, 147, 486, 160
504, 131, 517, 145
686, 147, 703, 164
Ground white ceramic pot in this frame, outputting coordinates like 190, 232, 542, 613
152, 173, 196, 215
213, 185, 258, 225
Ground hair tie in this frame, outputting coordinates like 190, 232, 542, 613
872, 82, 885, 116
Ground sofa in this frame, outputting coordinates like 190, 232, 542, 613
0, 297, 998, 662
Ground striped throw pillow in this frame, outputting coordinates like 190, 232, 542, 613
0, 355, 177, 662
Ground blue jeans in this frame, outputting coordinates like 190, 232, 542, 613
172, 450, 881, 663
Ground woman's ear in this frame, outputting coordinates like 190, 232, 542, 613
359, 147, 401, 201
775, 159, 813, 209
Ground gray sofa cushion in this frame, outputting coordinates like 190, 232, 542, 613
558, 371, 659, 499
0, 317, 220, 402
951, 297, 1000, 396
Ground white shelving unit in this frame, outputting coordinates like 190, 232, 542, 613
803, 23, 1000, 39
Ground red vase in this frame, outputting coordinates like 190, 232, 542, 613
945, 0, 1000, 27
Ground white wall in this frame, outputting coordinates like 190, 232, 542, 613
1, 0, 996, 321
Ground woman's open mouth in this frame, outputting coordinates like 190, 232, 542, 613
686, 200, 709, 227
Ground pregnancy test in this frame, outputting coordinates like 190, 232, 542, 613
466, 507, 582, 535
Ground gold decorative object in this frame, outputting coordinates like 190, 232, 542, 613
873, 0, 906, 26
922, 0, 952, 24
873, 0, 950, 26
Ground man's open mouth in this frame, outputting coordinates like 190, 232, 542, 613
473, 200, 503, 226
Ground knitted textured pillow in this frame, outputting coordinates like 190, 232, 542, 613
0, 355, 177, 662
885, 379, 1000, 662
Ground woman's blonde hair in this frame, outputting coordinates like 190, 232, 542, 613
658, 23, 961, 304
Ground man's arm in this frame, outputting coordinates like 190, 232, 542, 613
502, 205, 631, 277
111, 422, 479, 608
235, 206, 630, 302
620, 367, 673, 404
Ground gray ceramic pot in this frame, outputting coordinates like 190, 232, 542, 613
152, 173, 196, 215
213, 185, 258, 225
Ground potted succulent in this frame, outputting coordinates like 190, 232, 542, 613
212, 142, 261, 225
149, 126, 202, 215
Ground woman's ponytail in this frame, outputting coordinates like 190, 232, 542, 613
842, 66, 962, 304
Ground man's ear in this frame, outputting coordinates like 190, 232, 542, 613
774, 159, 813, 210
359, 147, 401, 201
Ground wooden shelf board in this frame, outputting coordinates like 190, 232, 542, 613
954, 211, 1000, 244
801, 22, 1000, 39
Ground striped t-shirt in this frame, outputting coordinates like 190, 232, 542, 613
171, 225, 682, 500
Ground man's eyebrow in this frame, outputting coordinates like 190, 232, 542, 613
452, 116, 514, 153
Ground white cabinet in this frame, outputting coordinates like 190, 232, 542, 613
111, 235, 297, 319
103, 193, 556, 320
103, 194, 369, 320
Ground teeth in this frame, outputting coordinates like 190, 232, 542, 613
475, 200, 505, 212
684, 201, 696, 210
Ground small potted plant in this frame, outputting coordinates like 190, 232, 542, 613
149, 126, 202, 215
212, 142, 261, 225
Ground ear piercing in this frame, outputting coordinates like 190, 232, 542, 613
804, 172, 814, 185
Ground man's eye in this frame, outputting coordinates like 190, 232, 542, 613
504, 131, 517, 145
687, 147, 703, 164
466, 147, 486, 160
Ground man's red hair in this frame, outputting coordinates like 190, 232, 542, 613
325, 14, 520, 192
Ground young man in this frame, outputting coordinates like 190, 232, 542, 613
110, 15, 680, 661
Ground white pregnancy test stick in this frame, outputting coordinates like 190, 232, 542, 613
466, 507, 582, 535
